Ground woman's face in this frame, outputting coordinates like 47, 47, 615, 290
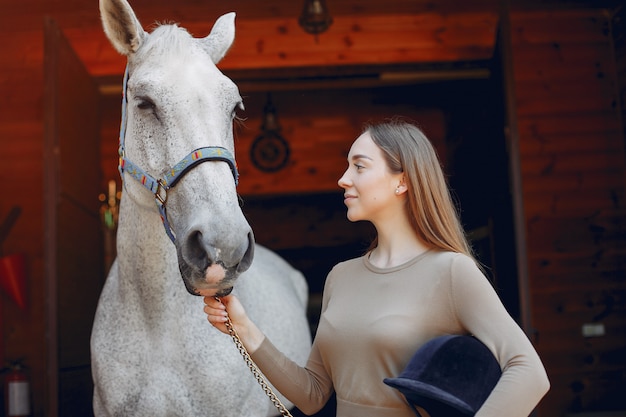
338, 132, 403, 223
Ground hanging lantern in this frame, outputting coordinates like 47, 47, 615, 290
298, 0, 333, 36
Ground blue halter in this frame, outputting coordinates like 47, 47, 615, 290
117, 65, 240, 243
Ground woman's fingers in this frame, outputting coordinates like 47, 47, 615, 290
203, 295, 224, 308
204, 305, 227, 321
203, 296, 230, 333
203, 296, 225, 312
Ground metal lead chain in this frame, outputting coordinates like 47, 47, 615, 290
215, 297, 293, 417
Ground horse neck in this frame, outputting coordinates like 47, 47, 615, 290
115, 194, 187, 313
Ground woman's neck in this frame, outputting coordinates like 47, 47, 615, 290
369, 224, 429, 269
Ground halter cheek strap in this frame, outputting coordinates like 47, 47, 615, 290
117, 65, 239, 243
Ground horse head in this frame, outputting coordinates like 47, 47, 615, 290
100, 0, 254, 297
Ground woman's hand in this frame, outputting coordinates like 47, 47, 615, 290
203, 294, 265, 353
203, 295, 242, 334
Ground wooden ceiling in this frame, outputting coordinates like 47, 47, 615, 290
1, 0, 619, 95
51, 0, 505, 91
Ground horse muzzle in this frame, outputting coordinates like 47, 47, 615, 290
177, 229, 255, 297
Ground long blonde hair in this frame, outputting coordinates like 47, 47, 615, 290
364, 118, 474, 258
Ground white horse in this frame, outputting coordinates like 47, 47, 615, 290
91, 1, 312, 416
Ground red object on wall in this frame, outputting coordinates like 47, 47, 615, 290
0, 254, 26, 311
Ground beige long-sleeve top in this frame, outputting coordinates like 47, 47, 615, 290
252, 250, 550, 416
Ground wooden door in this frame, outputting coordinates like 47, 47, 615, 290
44, 17, 104, 417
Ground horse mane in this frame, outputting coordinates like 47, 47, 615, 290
137, 23, 195, 63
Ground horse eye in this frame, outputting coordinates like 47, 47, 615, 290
136, 96, 155, 111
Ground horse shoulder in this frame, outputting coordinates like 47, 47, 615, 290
250, 244, 309, 306
235, 244, 313, 368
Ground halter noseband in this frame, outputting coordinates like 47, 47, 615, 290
117, 65, 240, 243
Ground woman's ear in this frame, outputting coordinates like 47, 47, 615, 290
395, 177, 408, 195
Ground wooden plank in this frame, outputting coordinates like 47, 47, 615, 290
512, 49, 616, 87
513, 58, 617, 83
533, 345, 624, 387
538, 328, 626, 360
528, 241, 626, 262
528, 263, 626, 288
520, 151, 626, 175
515, 77, 618, 104
532, 270, 624, 294
536, 370, 626, 417
0, 121, 43, 139
533, 288, 626, 315
65, 12, 497, 76
512, 23, 626, 417
0, 69, 44, 121
0, 32, 45, 69
511, 9, 611, 44
511, 41, 617, 86
520, 172, 624, 193
527, 216, 626, 244
532, 275, 626, 293
222, 14, 497, 69
516, 87, 618, 116
519, 131, 624, 157
0, 0, 502, 32
528, 234, 615, 253
523, 190, 626, 217
517, 112, 621, 135
531, 309, 626, 335
511, 42, 615, 67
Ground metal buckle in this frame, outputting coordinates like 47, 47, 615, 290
155, 179, 168, 205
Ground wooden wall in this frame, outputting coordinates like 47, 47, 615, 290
615, 6, 626, 144
509, 8, 626, 416
0, 0, 625, 416
101, 90, 449, 197
0, 8, 48, 417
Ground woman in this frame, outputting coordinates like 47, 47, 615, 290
204, 118, 550, 416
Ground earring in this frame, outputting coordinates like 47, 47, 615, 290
395, 188, 400, 195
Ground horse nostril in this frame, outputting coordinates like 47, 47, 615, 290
185, 230, 211, 270
236, 230, 255, 274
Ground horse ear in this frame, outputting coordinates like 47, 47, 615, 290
202, 12, 236, 64
100, 0, 146, 55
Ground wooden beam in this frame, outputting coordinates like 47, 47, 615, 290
64, 12, 498, 79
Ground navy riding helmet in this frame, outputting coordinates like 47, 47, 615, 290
384, 335, 502, 417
